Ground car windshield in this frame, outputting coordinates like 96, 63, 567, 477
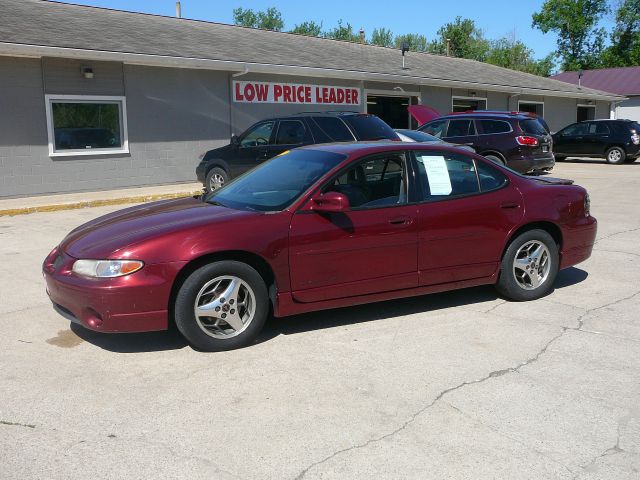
395, 129, 440, 142
520, 119, 547, 135
206, 149, 346, 211
343, 115, 399, 140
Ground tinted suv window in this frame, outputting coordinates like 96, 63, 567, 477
342, 115, 398, 140
587, 122, 610, 135
420, 119, 447, 138
312, 117, 354, 142
447, 119, 475, 137
561, 123, 589, 136
479, 120, 511, 134
240, 121, 275, 147
520, 119, 547, 135
414, 151, 480, 199
275, 120, 306, 145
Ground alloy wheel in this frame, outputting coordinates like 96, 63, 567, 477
194, 276, 256, 338
512, 240, 551, 290
210, 173, 225, 191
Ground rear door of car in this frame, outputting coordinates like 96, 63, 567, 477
412, 150, 524, 285
582, 122, 611, 155
269, 119, 313, 155
475, 119, 513, 153
441, 118, 478, 149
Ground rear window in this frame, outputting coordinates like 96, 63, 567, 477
520, 119, 547, 135
312, 117, 354, 142
479, 120, 511, 134
342, 115, 399, 141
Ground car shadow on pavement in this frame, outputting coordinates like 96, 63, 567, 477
257, 266, 589, 343
70, 322, 188, 353
561, 158, 640, 165
70, 267, 587, 353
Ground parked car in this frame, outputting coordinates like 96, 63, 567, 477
416, 111, 555, 174
44, 142, 596, 351
196, 112, 400, 192
552, 119, 640, 164
394, 129, 476, 152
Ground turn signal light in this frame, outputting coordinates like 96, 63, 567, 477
516, 136, 539, 146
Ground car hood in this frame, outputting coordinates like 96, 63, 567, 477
60, 197, 257, 258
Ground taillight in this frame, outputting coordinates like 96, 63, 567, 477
516, 136, 539, 146
631, 130, 640, 145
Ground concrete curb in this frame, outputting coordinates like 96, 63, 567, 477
0, 190, 203, 217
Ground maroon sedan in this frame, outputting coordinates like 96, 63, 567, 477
43, 143, 597, 351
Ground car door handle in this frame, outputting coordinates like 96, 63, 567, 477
500, 202, 520, 209
389, 216, 412, 225
258, 150, 270, 158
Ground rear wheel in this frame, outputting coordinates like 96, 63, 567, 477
496, 229, 559, 301
205, 167, 229, 193
174, 261, 269, 351
606, 146, 626, 165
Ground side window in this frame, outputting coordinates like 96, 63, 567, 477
414, 152, 480, 200
476, 160, 508, 192
325, 153, 407, 209
447, 119, 474, 137
420, 119, 447, 138
275, 120, 306, 145
479, 120, 511, 134
312, 117, 355, 142
240, 121, 275, 147
592, 123, 610, 135
561, 123, 588, 137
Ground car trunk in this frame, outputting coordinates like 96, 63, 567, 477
519, 119, 554, 157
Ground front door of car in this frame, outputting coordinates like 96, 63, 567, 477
232, 120, 277, 176
554, 123, 588, 156
412, 150, 524, 285
289, 152, 419, 303
441, 118, 478, 150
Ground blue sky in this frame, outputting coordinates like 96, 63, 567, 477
60, 0, 614, 59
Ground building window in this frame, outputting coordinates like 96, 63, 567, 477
45, 95, 129, 157
518, 101, 544, 117
452, 96, 487, 113
577, 105, 596, 122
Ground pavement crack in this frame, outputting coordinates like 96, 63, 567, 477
573, 289, 640, 331
483, 300, 508, 314
594, 226, 640, 244
294, 328, 568, 480
1, 420, 35, 429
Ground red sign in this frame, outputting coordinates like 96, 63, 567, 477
233, 81, 360, 105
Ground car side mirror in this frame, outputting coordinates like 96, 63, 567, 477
230, 134, 240, 146
312, 191, 350, 213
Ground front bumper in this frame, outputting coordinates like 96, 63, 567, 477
43, 250, 186, 333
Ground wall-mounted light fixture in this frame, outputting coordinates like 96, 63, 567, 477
470, 91, 477, 97
81, 66, 94, 79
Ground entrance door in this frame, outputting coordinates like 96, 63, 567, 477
366, 95, 416, 128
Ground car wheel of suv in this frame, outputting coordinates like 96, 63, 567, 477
496, 229, 559, 302
205, 167, 229, 193
606, 147, 626, 164
174, 261, 269, 351
484, 154, 505, 166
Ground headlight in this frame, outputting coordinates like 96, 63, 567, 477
72, 259, 144, 278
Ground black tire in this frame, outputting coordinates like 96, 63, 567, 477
605, 146, 626, 165
205, 166, 229, 193
496, 229, 559, 302
174, 261, 269, 351
484, 154, 505, 166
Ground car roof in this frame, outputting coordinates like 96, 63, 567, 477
440, 112, 529, 120
297, 141, 475, 156
257, 112, 371, 122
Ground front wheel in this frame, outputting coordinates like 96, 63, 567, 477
174, 261, 269, 351
205, 167, 229, 193
496, 229, 559, 301
606, 146, 626, 164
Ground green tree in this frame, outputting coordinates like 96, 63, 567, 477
486, 36, 555, 76
602, 0, 640, 66
532, 0, 608, 70
428, 17, 490, 60
370, 27, 394, 47
232, 7, 284, 31
394, 33, 429, 51
290, 20, 323, 37
323, 20, 360, 42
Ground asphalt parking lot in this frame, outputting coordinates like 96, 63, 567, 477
1, 159, 639, 480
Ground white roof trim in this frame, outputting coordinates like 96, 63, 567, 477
0, 42, 624, 101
